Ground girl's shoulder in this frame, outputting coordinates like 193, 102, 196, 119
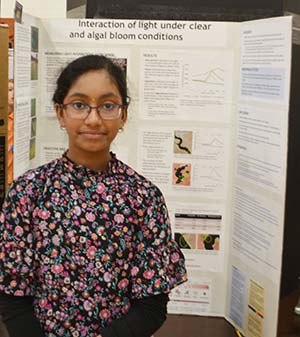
114, 157, 164, 200
8, 157, 63, 196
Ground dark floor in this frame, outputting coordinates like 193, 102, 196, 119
155, 315, 236, 337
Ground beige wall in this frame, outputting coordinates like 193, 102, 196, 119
1, 0, 66, 18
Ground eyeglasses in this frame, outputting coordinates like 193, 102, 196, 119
61, 101, 124, 120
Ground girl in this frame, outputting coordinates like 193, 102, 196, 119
0, 54, 187, 337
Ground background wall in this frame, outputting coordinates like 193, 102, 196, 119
86, 0, 283, 20
0, 0, 66, 18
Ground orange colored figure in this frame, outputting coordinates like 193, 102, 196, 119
7, 80, 14, 185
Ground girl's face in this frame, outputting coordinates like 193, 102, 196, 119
56, 69, 127, 161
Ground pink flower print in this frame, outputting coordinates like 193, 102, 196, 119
52, 235, 60, 246
102, 203, 110, 212
27, 172, 35, 180
143, 270, 155, 280
19, 196, 28, 205
51, 264, 64, 274
101, 254, 110, 262
97, 227, 105, 235
103, 272, 112, 283
50, 249, 59, 258
99, 309, 111, 320
137, 242, 145, 252
83, 300, 92, 311
53, 180, 61, 188
107, 246, 114, 254
96, 183, 105, 194
54, 212, 61, 219
86, 212, 96, 222
14, 290, 24, 296
71, 191, 79, 200
61, 175, 69, 183
11, 209, 17, 218
154, 278, 161, 288
73, 206, 81, 216
39, 220, 47, 231
159, 230, 166, 239
126, 168, 135, 176
39, 298, 47, 308
16, 185, 22, 192
14, 226, 24, 236
38, 209, 51, 220
117, 278, 129, 289
131, 266, 139, 276
26, 233, 33, 243
87, 246, 97, 259
20, 265, 29, 273
114, 214, 124, 224
148, 219, 155, 230
86, 263, 94, 272
171, 252, 180, 263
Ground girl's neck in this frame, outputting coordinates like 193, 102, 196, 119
66, 149, 111, 172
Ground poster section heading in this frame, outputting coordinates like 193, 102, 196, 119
43, 19, 228, 47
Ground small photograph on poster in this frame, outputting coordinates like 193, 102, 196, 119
31, 117, 37, 138
29, 137, 36, 160
31, 26, 39, 80
174, 130, 192, 155
172, 163, 191, 186
175, 232, 220, 251
31, 98, 36, 117
175, 233, 196, 249
197, 234, 220, 250
14, 1, 23, 24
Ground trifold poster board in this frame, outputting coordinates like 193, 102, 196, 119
0, 24, 8, 204
0, 13, 292, 337
0, 18, 14, 201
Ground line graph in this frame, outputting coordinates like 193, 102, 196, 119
192, 67, 224, 85
200, 137, 224, 148
199, 167, 223, 181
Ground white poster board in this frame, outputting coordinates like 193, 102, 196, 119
10, 14, 292, 337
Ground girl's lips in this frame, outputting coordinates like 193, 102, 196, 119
80, 131, 107, 139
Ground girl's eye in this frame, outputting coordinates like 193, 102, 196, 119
72, 102, 86, 110
101, 103, 116, 111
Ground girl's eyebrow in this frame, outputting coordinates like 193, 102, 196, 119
66, 92, 120, 99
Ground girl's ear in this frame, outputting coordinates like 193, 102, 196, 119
121, 107, 128, 127
55, 104, 65, 129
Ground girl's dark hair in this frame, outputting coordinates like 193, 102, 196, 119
52, 54, 129, 106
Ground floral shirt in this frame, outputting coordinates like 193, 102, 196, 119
0, 153, 187, 337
